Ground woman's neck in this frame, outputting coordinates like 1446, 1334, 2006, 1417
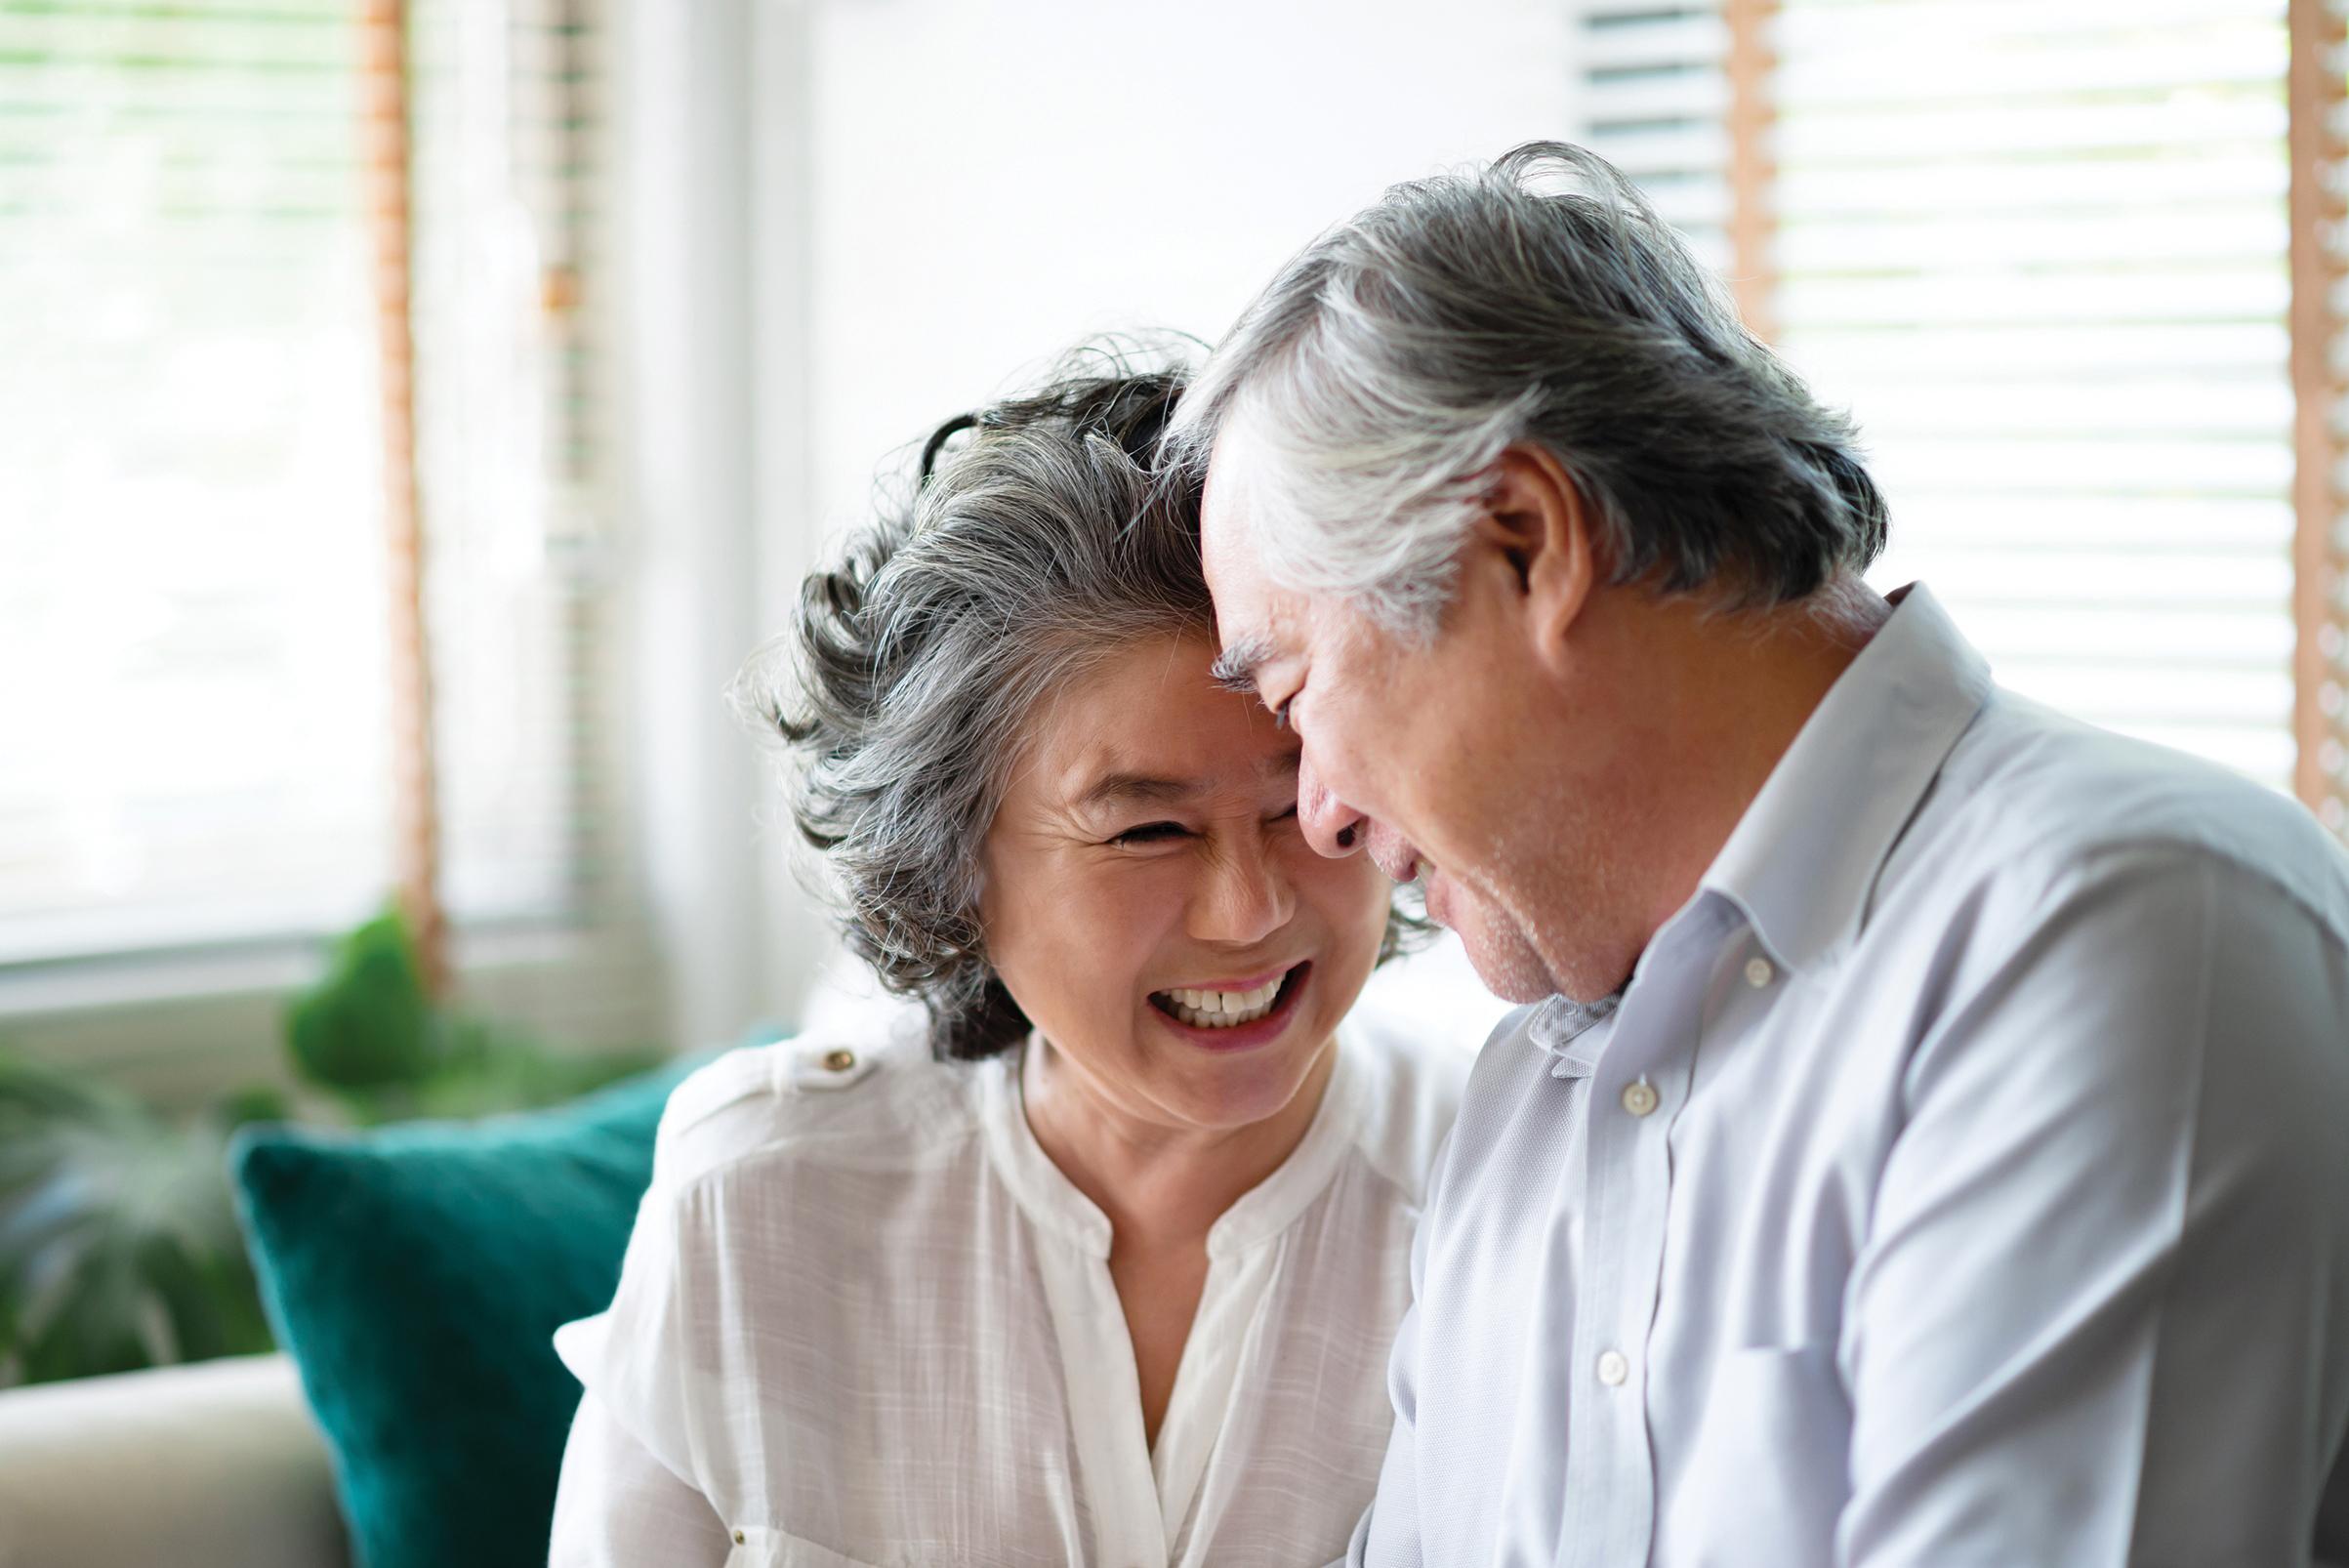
1019, 1037, 1339, 1248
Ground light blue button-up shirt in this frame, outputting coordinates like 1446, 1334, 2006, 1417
1350, 585, 2349, 1567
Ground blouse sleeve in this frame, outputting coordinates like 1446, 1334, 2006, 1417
548, 1386, 735, 1567
548, 1182, 733, 1565
548, 1046, 785, 1562
552, 1179, 703, 1475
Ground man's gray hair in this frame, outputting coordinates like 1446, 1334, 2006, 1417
736, 347, 1420, 1061
1167, 141, 1888, 633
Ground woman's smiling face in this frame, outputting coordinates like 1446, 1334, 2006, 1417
978, 630, 1391, 1134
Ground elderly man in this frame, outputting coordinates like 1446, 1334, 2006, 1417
1175, 141, 2349, 1566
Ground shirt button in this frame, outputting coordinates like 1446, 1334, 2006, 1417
1596, 1349, 1629, 1387
1620, 1079, 1659, 1118
732, 1529, 746, 1544
1744, 955, 1775, 988
821, 1048, 857, 1073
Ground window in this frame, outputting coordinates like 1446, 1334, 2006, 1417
1774, 0, 2297, 789
0, 2, 392, 963
406, 0, 611, 926
1574, 2, 1734, 273
0, 0, 632, 972
1578, 0, 2346, 834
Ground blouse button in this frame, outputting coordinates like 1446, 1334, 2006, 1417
821, 1048, 857, 1073
731, 1529, 746, 1544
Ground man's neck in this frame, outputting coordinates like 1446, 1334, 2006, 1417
1613, 582, 1894, 950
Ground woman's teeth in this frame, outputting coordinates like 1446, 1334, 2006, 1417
1155, 978, 1283, 1029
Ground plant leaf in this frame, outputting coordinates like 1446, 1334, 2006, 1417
284, 908, 439, 1090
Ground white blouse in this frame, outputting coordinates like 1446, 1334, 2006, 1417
548, 1011, 1464, 1568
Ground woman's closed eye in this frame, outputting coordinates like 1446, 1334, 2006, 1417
1109, 805, 1294, 846
1110, 820, 1190, 846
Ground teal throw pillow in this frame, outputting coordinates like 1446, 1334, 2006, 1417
228, 1052, 713, 1568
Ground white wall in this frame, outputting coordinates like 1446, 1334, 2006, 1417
799, 0, 1577, 539
749, 0, 1564, 1043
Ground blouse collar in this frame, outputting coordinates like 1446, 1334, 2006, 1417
975, 1022, 1371, 1262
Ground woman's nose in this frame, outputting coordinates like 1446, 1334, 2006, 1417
1190, 839, 1296, 947
1298, 755, 1369, 860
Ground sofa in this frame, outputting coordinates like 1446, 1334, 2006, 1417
0, 1041, 715, 1568
0, 1350, 346, 1568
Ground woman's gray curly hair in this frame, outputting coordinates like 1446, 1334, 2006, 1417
735, 347, 1423, 1061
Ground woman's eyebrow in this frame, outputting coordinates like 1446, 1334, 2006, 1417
1071, 750, 1296, 813
1211, 633, 1278, 695
1074, 771, 1204, 812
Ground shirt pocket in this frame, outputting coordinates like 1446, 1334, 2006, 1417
724, 1526, 886, 1568
1669, 1341, 1852, 1564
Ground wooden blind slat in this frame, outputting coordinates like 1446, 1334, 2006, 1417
2287, 0, 2348, 829
360, 0, 444, 993
1723, 0, 1778, 337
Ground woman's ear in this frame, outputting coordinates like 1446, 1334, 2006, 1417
1468, 444, 1597, 673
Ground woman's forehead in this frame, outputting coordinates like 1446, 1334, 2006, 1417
1013, 639, 1300, 813
1053, 746, 1303, 817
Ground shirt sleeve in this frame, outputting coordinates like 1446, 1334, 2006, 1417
1840, 846, 2349, 1566
549, 1387, 735, 1568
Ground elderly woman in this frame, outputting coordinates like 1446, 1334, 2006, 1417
547, 359, 1464, 1567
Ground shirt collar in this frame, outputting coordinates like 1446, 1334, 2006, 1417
1698, 583, 1993, 975
1527, 993, 1620, 1078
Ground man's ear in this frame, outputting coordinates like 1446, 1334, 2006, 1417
1468, 444, 1597, 670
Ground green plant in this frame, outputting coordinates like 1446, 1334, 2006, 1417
287, 910, 665, 1126
0, 1054, 282, 1386
0, 907, 665, 1387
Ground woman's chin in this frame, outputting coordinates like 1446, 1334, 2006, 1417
1152, 1047, 1333, 1133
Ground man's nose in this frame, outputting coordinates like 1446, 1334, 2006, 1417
1298, 755, 1369, 860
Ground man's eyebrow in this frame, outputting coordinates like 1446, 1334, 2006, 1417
1211, 633, 1278, 695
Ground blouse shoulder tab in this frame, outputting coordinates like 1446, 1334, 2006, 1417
651, 1025, 925, 1187
778, 1035, 886, 1094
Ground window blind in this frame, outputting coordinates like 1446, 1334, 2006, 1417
1577, 0, 2306, 797
1770, 0, 2300, 790
1575, 1, 1735, 274
0, 0, 623, 968
0, 1, 393, 964
406, 0, 612, 926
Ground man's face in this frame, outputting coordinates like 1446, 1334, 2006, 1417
1199, 421, 1614, 1005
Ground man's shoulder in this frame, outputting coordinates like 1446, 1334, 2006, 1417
1883, 688, 2349, 948
1440, 1001, 1591, 1140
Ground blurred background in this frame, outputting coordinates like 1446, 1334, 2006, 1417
3, 0, 2346, 1341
